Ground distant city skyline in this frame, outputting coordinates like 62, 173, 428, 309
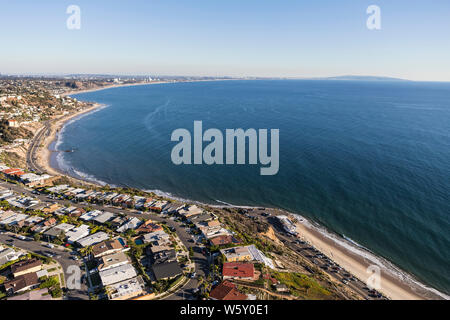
0, 0, 449, 81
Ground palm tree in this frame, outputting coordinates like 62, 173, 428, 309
80, 245, 93, 258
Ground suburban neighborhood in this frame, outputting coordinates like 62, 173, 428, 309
0, 159, 385, 301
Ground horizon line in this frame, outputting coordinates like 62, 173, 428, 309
1, 73, 450, 83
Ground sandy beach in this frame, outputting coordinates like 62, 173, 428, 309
34, 103, 104, 187
288, 213, 448, 300
62, 79, 233, 97
36, 82, 448, 301
62, 81, 166, 97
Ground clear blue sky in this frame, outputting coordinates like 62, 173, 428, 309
0, 0, 449, 81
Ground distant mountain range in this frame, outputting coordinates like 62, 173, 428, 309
321, 75, 409, 81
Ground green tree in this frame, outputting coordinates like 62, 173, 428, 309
34, 233, 42, 242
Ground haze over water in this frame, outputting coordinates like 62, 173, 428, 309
55, 80, 450, 294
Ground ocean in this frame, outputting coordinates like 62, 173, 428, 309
53, 80, 450, 295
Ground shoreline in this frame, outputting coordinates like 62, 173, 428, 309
62, 78, 240, 97
62, 81, 165, 97
35, 103, 106, 188
291, 214, 448, 300
38, 82, 448, 300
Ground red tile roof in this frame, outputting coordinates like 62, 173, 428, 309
210, 235, 240, 246
10, 171, 25, 176
135, 221, 163, 234
2, 168, 21, 174
209, 281, 247, 300
223, 262, 254, 279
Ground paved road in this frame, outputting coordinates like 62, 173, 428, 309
26, 121, 51, 174
252, 212, 384, 300
0, 232, 88, 300
136, 213, 208, 300
0, 180, 210, 300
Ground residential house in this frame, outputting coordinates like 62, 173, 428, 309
99, 263, 137, 286
151, 261, 182, 281
199, 224, 233, 240
80, 210, 102, 221
109, 216, 128, 229
97, 252, 130, 272
11, 259, 42, 277
41, 203, 62, 214
43, 223, 75, 239
210, 235, 241, 247
209, 281, 247, 300
187, 211, 216, 224
92, 239, 125, 258
177, 205, 203, 218
65, 225, 90, 244
133, 196, 147, 209
106, 276, 145, 300
0, 212, 28, 226
23, 216, 44, 227
135, 220, 163, 234
147, 245, 172, 256
76, 232, 109, 247
116, 217, 142, 233
0, 247, 24, 265
31, 217, 57, 233
141, 230, 171, 246
3, 272, 39, 296
93, 211, 116, 224
147, 200, 168, 212
152, 249, 177, 265
222, 262, 255, 281
161, 203, 179, 214
220, 246, 252, 262
221, 245, 274, 268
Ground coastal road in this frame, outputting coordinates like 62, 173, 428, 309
258, 212, 384, 300
26, 112, 79, 175
26, 120, 51, 174
0, 232, 89, 300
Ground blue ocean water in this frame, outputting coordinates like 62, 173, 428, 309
57, 80, 450, 294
